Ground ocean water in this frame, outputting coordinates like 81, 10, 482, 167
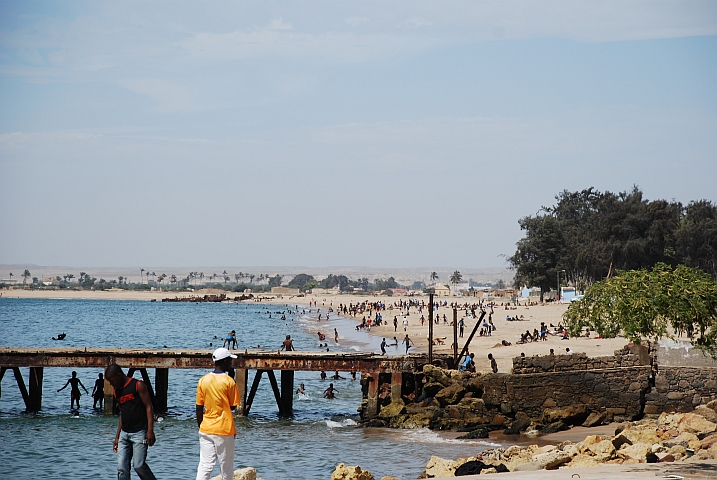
0, 298, 499, 480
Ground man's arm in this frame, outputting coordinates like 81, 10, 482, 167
136, 381, 156, 446
57, 379, 70, 392
79, 380, 89, 394
113, 415, 123, 452
195, 404, 204, 428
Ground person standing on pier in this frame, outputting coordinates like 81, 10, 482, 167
105, 364, 157, 480
57, 371, 88, 410
195, 348, 240, 480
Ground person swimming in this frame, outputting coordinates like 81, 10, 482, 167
52, 332, 67, 341
295, 383, 306, 395
323, 383, 338, 399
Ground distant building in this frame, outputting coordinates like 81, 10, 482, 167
560, 287, 576, 302
432, 283, 451, 296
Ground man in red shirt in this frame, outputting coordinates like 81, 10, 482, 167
105, 364, 156, 480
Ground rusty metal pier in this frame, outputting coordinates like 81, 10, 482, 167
0, 347, 430, 418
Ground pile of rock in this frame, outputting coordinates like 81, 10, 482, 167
418, 409, 717, 477
330, 463, 400, 480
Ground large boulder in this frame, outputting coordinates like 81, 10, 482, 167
422, 382, 444, 398
612, 425, 660, 449
694, 406, 717, 424
585, 439, 616, 461
423, 456, 456, 478
665, 431, 701, 450
422, 365, 453, 387
677, 412, 717, 439
568, 454, 602, 468
331, 463, 375, 480
434, 384, 466, 407
531, 450, 572, 469
542, 404, 587, 425
582, 411, 607, 428
504, 412, 531, 435
378, 401, 406, 419
209, 467, 259, 480
617, 443, 651, 461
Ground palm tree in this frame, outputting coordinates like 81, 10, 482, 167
66, 273, 75, 283
430, 271, 438, 284
199, 272, 204, 285
249, 274, 255, 284
170, 274, 177, 286
234, 274, 241, 284
22, 269, 31, 284
450, 270, 463, 294
8, 272, 13, 282
118, 276, 124, 285
140, 268, 145, 284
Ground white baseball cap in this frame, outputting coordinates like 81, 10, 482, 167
212, 347, 238, 362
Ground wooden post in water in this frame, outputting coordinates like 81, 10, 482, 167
428, 293, 434, 364
235, 368, 248, 416
0, 367, 6, 398
154, 368, 168, 413
244, 370, 264, 416
390, 372, 402, 403
280, 370, 294, 416
453, 308, 458, 367
28, 367, 43, 411
266, 370, 285, 416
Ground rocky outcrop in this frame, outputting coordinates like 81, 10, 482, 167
209, 467, 261, 480
331, 463, 375, 480
427, 411, 717, 475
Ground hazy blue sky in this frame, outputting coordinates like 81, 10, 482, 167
1, 1, 716, 269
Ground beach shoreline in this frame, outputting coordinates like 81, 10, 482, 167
1, 288, 629, 369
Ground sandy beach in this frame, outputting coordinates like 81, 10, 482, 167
2, 288, 629, 369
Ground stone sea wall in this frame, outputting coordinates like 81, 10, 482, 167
511, 344, 654, 374
645, 367, 717, 414
363, 343, 717, 436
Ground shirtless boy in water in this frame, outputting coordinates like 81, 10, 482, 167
58, 371, 89, 409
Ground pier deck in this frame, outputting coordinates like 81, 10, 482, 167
0, 347, 431, 417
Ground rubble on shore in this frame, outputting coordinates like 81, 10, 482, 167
415, 409, 717, 477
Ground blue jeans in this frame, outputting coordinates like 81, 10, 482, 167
117, 430, 156, 480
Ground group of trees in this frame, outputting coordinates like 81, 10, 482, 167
509, 187, 717, 299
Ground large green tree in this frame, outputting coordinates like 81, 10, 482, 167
563, 263, 717, 357
509, 187, 715, 295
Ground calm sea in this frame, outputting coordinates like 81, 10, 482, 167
0, 298, 500, 480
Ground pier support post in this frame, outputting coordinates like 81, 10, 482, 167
453, 307, 458, 367
236, 369, 248, 416
154, 368, 168, 413
29, 367, 43, 411
244, 370, 264, 416
12, 367, 31, 411
280, 370, 294, 416
139, 369, 157, 412
266, 370, 285, 417
428, 293, 434, 364
0, 367, 6, 397
366, 372, 379, 418
390, 372, 402, 403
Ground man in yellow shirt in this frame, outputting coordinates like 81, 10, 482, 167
196, 347, 240, 480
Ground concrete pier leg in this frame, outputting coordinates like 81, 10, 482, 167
390, 372, 402, 403
29, 367, 43, 411
244, 370, 264, 416
12, 367, 31, 411
236, 369, 248, 416
154, 368, 168, 413
280, 370, 294, 416
266, 370, 285, 416
0, 367, 6, 398
139, 369, 157, 411
366, 372, 379, 418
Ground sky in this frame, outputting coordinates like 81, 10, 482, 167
1, 1, 716, 269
